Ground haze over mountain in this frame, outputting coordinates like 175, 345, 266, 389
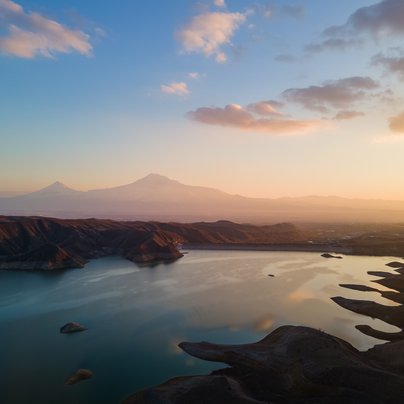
87, 174, 232, 203
1, 174, 404, 223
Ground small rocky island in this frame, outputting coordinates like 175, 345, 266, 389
3, 216, 404, 401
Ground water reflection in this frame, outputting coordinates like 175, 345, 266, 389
0, 251, 401, 404
336, 261, 404, 341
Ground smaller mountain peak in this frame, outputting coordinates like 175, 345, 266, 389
49, 181, 68, 189
27, 181, 80, 197
143, 173, 169, 180
137, 173, 173, 184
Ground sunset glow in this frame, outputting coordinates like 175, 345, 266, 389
2, 0, 404, 199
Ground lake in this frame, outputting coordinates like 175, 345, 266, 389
0, 250, 399, 403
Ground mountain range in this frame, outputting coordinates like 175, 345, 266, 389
1, 173, 404, 223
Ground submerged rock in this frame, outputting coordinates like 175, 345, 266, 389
65, 369, 93, 385
60, 322, 87, 334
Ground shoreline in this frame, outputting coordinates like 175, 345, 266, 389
184, 243, 352, 254
184, 243, 352, 255
125, 256, 404, 403
182, 243, 404, 258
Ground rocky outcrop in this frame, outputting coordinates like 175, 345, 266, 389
65, 369, 93, 385
124, 258, 404, 403
125, 375, 265, 404
321, 253, 342, 259
0, 216, 183, 270
386, 261, 404, 268
60, 322, 87, 334
124, 235, 183, 264
336, 262, 404, 334
124, 325, 404, 403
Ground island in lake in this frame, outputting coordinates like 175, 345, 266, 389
2, 216, 404, 402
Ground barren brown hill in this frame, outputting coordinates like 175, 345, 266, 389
0, 216, 307, 270
2, 216, 404, 271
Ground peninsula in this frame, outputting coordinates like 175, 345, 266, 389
2, 216, 404, 270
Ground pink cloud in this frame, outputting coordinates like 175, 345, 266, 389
282, 76, 379, 112
389, 111, 404, 133
246, 100, 284, 116
213, 0, 226, 8
176, 11, 246, 63
188, 103, 324, 135
0, 0, 92, 58
160, 82, 190, 96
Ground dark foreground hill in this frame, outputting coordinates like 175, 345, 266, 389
125, 262, 404, 404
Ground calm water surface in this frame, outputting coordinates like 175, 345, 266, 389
0, 250, 399, 403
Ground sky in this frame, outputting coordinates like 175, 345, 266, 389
1, 0, 404, 199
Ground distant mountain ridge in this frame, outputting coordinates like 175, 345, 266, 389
25, 181, 82, 198
1, 174, 404, 223
86, 173, 232, 202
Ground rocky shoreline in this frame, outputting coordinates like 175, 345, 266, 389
2, 216, 404, 271
2, 215, 404, 402
125, 261, 404, 403
0, 216, 184, 270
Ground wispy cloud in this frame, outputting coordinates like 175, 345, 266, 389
274, 54, 299, 63
213, 0, 226, 8
372, 49, 404, 79
389, 111, 404, 133
325, 0, 404, 39
160, 82, 190, 96
188, 72, 200, 80
187, 103, 324, 135
252, 4, 273, 19
281, 5, 305, 20
372, 110, 404, 143
282, 76, 379, 113
305, 38, 363, 54
0, 0, 92, 58
306, 0, 404, 54
333, 110, 365, 120
250, 3, 304, 20
176, 11, 246, 63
